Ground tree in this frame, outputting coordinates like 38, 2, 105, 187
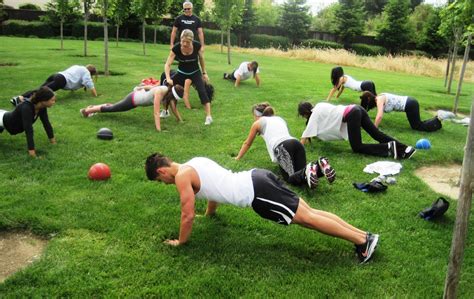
364, 0, 387, 16
235, 0, 256, 46
168, 0, 204, 18
279, 0, 311, 45
212, 0, 244, 64
0, 0, 8, 22
254, 0, 281, 26
149, 0, 170, 44
418, 8, 447, 56
335, 0, 365, 47
19, 3, 42, 10
43, 0, 81, 50
376, 0, 411, 54
132, 0, 168, 55
312, 3, 339, 33
109, 0, 131, 47
83, 0, 96, 57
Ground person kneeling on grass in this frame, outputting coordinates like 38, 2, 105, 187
326, 66, 376, 101
223, 61, 260, 87
359, 91, 442, 132
0, 86, 56, 157
145, 153, 379, 264
235, 102, 335, 189
80, 82, 184, 132
11, 64, 98, 106
298, 102, 416, 159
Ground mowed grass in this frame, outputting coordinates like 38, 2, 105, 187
0, 36, 473, 297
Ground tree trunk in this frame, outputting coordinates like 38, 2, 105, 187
443, 100, 474, 299
60, 20, 64, 50
84, 3, 89, 57
142, 20, 146, 56
227, 28, 231, 65
220, 28, 224, 53
447, 29, 461, 94
103, 0, 109, 76
452, 34, 471, 114
444, 43, 453, 87
116, 25, 119, 47
154, 24, 157, 44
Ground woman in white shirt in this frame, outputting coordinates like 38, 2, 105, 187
360, 91, 442, 132
224, 61, 260, 87
235, 102, 335, 189
298, 101, 416, 159
80, 82, 184, 132
327, 66, 376, 101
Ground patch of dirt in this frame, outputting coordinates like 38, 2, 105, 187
0, 231, 48, 283
415, 164, 462, 199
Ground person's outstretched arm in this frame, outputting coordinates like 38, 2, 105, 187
198, 27, 205, 50
327, 77, 344, 101
165, 52, 176, 85
255, 73, 261, 87
374, 97, 385, 128
183, 79, 192, 109
235, 121, 260, 160
170, 26, 177, 49
153, 90, 162, 132
205, 201, 218, 216
234, 74, 242, 87
170, 101, 183, 122
198, 48, 208, 82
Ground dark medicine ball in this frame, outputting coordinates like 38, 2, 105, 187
97, 127, 113, 140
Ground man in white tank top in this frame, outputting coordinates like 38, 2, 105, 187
145, 153, 379, 264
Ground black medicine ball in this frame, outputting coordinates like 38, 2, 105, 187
97, 127, 113, 140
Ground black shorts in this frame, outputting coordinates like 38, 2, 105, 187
251, 169, 300, 225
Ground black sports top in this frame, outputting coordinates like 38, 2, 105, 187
172, 40, 202, 75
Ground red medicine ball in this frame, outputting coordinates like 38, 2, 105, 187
88, 163, 111, 180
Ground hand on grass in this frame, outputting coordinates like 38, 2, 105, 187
50, 137, 56, 144
164, 239, 180, 246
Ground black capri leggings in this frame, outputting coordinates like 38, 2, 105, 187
345, 106, 401, 157
100, 92, 135, 113
361, 81, 377, 95
405, 97, 442, 132
274, 139, 307, 186
173, 71, 210, 104
22, 73, 67, 98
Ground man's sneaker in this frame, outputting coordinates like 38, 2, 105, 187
388, 141, 397, 159
356, 233, 379, 264
10, 96, 21, 106
160, 109, 170, 118
401, 146, 416, 159
304, 162, 319, 189
204, 116, 213, 125
223, 73, 228, 79
318, 156, 336, 184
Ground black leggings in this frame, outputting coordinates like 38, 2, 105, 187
22, 73, 67, 98
100, 93, 135, 113
405, 98, 442, 132
173, 71, 209, 104
160, 70, 177, 86
361, 81, 377, 95
274, 139, 307, 186
345, 106, 400, 157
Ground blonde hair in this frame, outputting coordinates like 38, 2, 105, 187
180, 29, 194, 42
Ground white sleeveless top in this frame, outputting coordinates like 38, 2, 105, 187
183, 157, 254, 207
301, 102, 348, 141
343, 75, 362, 91
133, 86, 167, 107
259, 116, 296, 162
381, 93, 408, 112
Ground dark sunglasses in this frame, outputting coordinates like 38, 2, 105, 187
183, 8, 191, 11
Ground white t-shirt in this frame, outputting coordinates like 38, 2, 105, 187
259, 116, 295, 162
343, 75, 362, 91
132, 86, 166, 107
301, 102, 348, 141
183, 157, 255, 207
59, 65, 95, 90
235, 62, 260, 81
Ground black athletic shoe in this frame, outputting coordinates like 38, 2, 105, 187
401, 146, 416, 159
10, 96, 20, 107
356, 233, 379, 264
223, 73, 228, 79
388, 141, 397, 159
305, 162, 319, 189
318, 156, 336, 184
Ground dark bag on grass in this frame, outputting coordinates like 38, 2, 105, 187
353, 181, 387, 193
419, 197, 450, 220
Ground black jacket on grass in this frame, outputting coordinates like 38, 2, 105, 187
2, 100, 54, 150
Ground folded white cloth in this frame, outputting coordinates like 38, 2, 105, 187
451, 117, 470, 126
364, 161, 403, 176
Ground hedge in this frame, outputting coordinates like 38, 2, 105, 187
248, 34, 290, 49
204, 28, 237, 46
301, 39, 343, 50
350, 43, 387, 56
1, 20, 57, 38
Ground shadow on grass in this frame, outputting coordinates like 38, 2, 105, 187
0, 62, 19, 67
98, 70, 127, 76
69, 54, 98, 58
47, 48, 74, 51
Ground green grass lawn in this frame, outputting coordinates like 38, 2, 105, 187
0, 36, 473, 297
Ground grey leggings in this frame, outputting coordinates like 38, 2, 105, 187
100, 92, 135, 113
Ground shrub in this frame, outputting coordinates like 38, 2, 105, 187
350, 43, 387, 56
19, 3, 41, 10
401, 49, 431, 57
204, 28, 237, 46
71, 21, 108, 40
301, 39, 343, 50
144, 25, 171, 44
1, 20, 58, 38
248, 34, 290, 49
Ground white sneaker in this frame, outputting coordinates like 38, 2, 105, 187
437, 110, 455, 120
204, 116, 213, 125
160, 110, 170, 118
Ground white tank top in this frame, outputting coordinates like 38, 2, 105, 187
183, 158, 254, 207
259, 116, 295, 162
381, 93, 408, 112
343, 75, 362, 91
133, 86, 167, 107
